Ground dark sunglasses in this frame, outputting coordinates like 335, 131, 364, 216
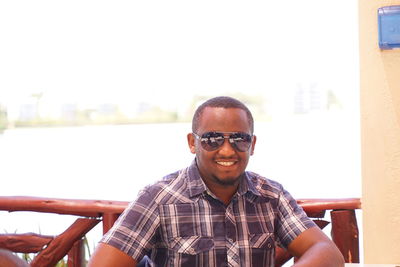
192, 131, 253, 152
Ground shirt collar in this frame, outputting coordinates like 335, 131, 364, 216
187, 160, 208, 198
187, 159, 261, 199
239, 172, 262, 197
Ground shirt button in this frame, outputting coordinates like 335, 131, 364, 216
188, 248, 196, 254
228, 238, 234, 243
267, 243, 272, 249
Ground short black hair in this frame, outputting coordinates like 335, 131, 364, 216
192, 96, 254, 134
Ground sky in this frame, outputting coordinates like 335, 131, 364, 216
0, 0, 359, 113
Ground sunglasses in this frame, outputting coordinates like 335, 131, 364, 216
192, 131, 253, 152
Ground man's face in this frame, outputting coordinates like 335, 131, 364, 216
187, 107, 256, 188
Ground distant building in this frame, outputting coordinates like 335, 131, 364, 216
19, 104, 37, 121
61, 104, 78, 121
294, 83, 327, 114
97, 103, 118, 116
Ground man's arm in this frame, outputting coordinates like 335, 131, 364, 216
88, 243, 137, 267
0, 249, 29, 267
287, 226, 345, 267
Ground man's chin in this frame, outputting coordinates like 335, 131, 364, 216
213, 176, 241, 186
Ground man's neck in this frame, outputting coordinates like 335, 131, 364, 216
203, 180, 239, 206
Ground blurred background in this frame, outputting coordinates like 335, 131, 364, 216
0, 0, 360, 263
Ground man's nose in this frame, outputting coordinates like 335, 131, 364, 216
217, 138, 236, 156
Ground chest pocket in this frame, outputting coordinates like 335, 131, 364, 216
168, 236, 214, 255
248, 233, 275, 267
249, 233, 275, 250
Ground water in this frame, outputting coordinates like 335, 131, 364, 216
0, 113, 362, 260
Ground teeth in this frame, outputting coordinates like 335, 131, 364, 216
217, 161, 235, 166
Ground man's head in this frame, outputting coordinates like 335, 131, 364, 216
192, 96, 254, 134
187, 96, 256, 189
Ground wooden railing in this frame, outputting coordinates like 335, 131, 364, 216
0, 196, 361, 267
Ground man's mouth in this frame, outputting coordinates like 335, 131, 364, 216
216, 161, 236, 166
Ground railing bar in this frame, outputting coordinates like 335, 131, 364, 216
0, 196, 361, 217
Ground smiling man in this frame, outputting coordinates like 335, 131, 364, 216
89, 96, 344, 267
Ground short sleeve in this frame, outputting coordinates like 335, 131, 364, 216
100, 189, 160, 261
275, 187, 316, 248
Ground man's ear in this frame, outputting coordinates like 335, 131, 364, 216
250, 135, 257, 156
187, 133, 196, 154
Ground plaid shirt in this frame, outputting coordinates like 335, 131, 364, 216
101, 160, 315, 266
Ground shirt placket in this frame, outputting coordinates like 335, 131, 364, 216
225, 203, 239, 267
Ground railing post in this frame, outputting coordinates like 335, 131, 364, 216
67, 238, 85, 267
102, 213, 120, 235
30, 218, 100, 267
330, 209, 360, 263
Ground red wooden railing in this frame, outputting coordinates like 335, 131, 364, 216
0, 196, 361, 267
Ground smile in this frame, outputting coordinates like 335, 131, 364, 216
216, 161, 236, 166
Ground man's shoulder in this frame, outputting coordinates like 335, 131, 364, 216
246, 171, 285, 199
138, 167, 192, 204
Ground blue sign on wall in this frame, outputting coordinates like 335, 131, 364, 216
378, 6, 400, 49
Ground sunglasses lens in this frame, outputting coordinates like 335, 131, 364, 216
230, 133, 252, 152
200, 132, 225, 151
198, 132, 252, 152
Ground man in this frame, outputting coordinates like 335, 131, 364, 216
0, 249, 29, 267
89, 96, 344, 266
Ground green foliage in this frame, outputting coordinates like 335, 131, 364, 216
55, 258, 67, 267
14, 235, 93, 266
21, 252, 32, 263
0, 104, 7, 132
8, 93, 271, 128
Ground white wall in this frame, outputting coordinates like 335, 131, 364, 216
360, 0, 400, 264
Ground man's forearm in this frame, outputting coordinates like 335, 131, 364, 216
292, 241, 345, 267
